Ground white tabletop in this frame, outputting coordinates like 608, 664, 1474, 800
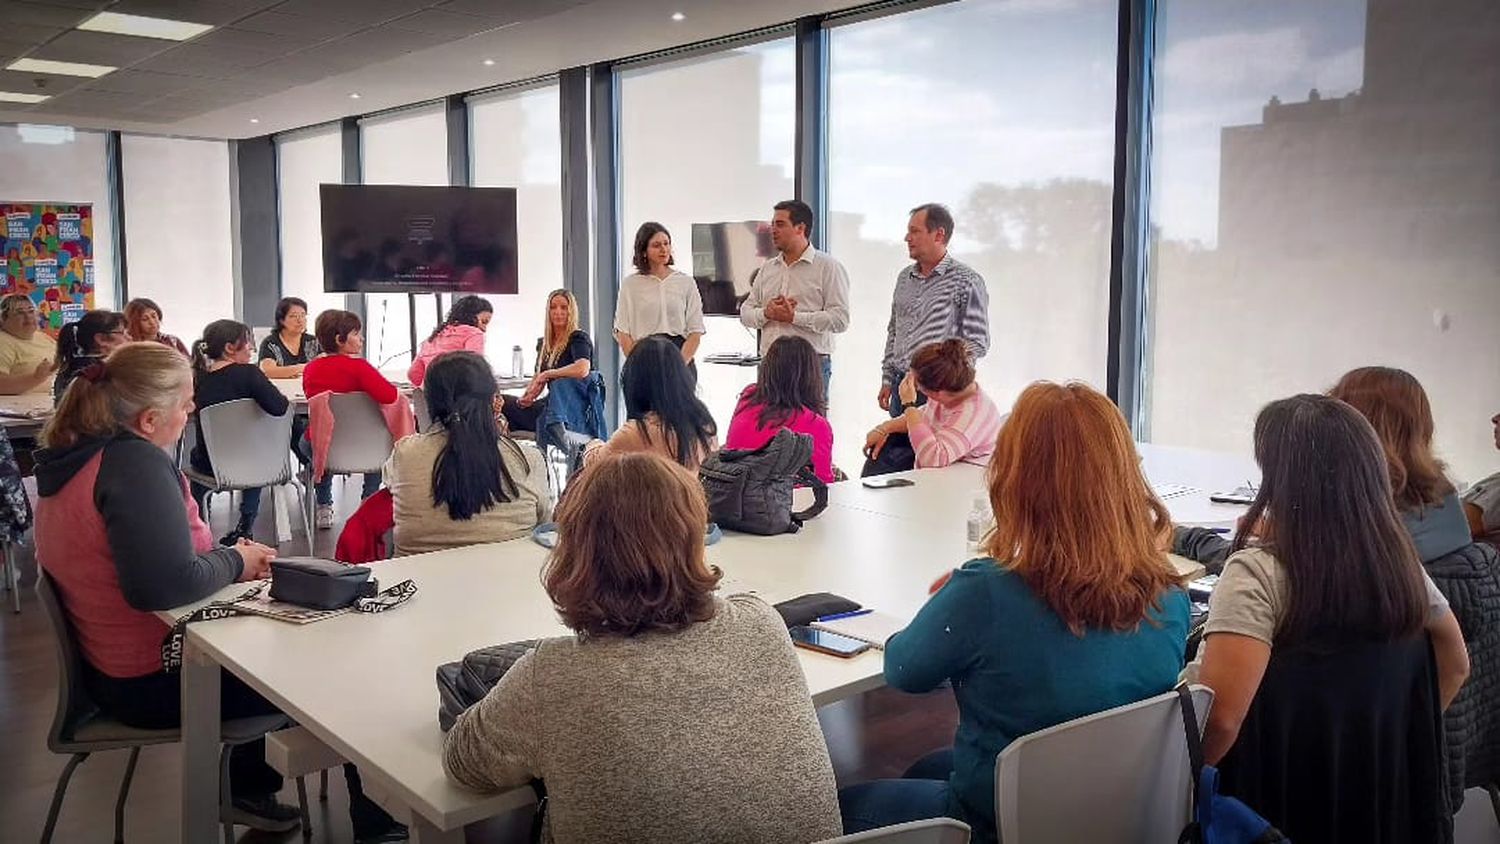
0, 391, 53, 433
163, 441, 1257, 834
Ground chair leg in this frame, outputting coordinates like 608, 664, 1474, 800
113, 746, 141, 844
220, 744, 234, 844
6, 543, 21, 614
294, 481, 314, 556
296, 776, 312, 841
319, 769, 328, 801
40, 752, 89, 844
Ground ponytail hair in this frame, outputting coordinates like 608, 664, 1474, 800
422, 352, 518, 520
191, 319, 253, 373
42, 342, 191, 449
429, 295, 493, 342
56, 310, 126, 370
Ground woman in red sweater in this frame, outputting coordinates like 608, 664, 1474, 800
302, 310, 399, 528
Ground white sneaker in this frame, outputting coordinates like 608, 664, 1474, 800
315, 505, 334, 530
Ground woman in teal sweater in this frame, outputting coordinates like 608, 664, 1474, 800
839, 382, 1190, 842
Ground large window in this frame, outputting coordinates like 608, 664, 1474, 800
1144, 0, 1500, 480
826, 0, 1119, 471
469, 83, 563, 374
276, 124, 346, 328
121, 135, 234, 343
360, 104, 449, 373
618, 39, 797, 438
0, 124, 115, 309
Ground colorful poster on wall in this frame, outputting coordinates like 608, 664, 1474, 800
0, 202, 95, 337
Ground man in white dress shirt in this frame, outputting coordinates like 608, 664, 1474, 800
738, 200, 851, 387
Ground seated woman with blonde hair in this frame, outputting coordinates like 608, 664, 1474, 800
443, 451, 840, 842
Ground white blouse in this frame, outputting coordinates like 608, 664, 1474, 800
613, 270, 707, 340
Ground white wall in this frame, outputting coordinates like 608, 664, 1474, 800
276, 124, 347, 328
0, 124, 115, 311
121, 134, 235, 345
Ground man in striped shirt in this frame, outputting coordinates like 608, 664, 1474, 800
880, 203, 991, 417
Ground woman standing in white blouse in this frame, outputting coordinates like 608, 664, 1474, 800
614, 222, 706, 376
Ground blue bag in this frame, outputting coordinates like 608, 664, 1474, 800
1177, 686, 1289, 844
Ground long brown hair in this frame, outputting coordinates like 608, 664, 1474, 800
1329, 366, 1453, 510
1232, 394, 1427, 646
983, 381, 1178, 634
543, 451, 721, 638
740, 335, 826, 429
43, 342, 191, 448
123, 297, 163, 341
540, 289, 580, 369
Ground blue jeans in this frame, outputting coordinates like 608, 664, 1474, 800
316, 472, 380, 506
820, 355, 832, 392
190, 481, 263, 530
838, 748, 958, 833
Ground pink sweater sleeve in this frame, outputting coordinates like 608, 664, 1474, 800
910, 394, 994, 469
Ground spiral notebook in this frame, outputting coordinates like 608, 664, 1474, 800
809, 611, 909, 649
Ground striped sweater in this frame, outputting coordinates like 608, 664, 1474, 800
910, 386, 1005, 468
883, 253, 991, 383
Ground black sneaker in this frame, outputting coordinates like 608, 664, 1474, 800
356, 822, 409, 843
217, 529, 243, 547
224, 795, 301, 833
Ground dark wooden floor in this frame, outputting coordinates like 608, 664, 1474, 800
0, 478, 957, 843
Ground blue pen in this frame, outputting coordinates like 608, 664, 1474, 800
816, 608, 873, 623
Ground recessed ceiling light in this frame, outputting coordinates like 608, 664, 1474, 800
6, 58, 116, 78
78, 11, 212, 41
671, 12, 685, 21
349, 93, 361, 99
482, 59, 495, 66
0, 91, 50, 104
249, 118, 260, 124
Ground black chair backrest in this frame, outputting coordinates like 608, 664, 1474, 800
35, 572, 98, 749
1426, 541, 1500, 804
1217, 635, 1448, 843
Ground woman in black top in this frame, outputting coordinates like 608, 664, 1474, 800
501, 289, 595, 433
257, 296, 320, 379
191, 319, 290, 545
52, 309, 128, 403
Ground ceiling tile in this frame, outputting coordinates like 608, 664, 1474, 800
0, 21, 66, 43
0, 67, 88, 96
34, 0, 109, 8
231, 10, 360, 40
106, 0, 279, 26
437, 0, 584, 21
273, 0, 436, 25
324, 25, 450, 56
387, 8, 496, 37
34, 88, 149, 116
0, 1, 96, 28
134, 40, 283, 75
32, 29, 176, 66
194, 25, 328, 52
81, 68, 201, 95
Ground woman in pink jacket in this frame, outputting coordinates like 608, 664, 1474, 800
408, 295, 492, 386
725, 335, 835, 483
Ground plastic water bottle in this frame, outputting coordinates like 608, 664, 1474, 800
511, 345, 523, 378
966, 493, 993, 554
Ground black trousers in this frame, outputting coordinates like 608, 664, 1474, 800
87, 667, 401, 836
86, 666, 283, 798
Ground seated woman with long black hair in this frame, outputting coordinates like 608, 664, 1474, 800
188, 319, 291, 546
585, 335, 716, 473
52, 309, 129, 402
1187, 394, 1469, 842
385, 352, 550, 555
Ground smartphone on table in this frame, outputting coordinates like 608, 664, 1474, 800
789, 625, 872, 657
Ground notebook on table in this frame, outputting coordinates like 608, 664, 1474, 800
809, 611, 909, 649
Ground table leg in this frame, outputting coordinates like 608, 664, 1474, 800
181, 637, 222, 842
408, 814, 464, 844
273, 484, 292, 544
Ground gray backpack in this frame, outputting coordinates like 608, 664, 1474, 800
699, 428, 828, 535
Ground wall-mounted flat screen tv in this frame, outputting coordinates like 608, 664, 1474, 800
320, 184, 518, 294
691, 220, 773, 316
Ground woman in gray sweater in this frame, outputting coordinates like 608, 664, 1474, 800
442, 451, 842, 843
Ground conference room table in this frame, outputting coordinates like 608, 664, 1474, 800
162, 442, 1256, 843
0, 391, 54, 441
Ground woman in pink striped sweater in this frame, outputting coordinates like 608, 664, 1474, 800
863, 339, 1004, 477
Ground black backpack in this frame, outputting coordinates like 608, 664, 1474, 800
699, 428, 828, 535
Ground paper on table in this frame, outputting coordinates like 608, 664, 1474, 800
811, 611, 909, 649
